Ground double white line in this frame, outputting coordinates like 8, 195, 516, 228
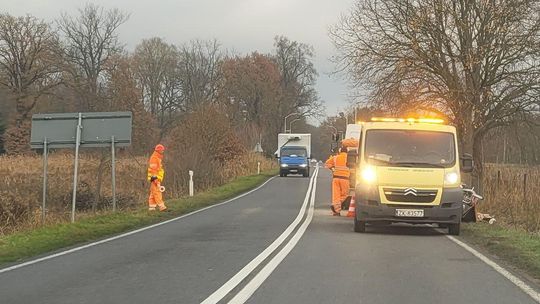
202, 165, 320, 304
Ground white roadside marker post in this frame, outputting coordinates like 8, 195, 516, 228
189, 170, 194, 197
257, 162, 261, 175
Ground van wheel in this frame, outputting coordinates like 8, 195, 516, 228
354, 217, 366, 233
448, 223, 460, 235
303, 171, 309, 177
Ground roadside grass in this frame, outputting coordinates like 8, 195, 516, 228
0, 171, 276, 267
461, 223, 540, 282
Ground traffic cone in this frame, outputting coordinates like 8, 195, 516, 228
347, 196, 356, 217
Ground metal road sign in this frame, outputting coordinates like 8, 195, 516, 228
30, 112, 132, 223
31, 112, 132, 149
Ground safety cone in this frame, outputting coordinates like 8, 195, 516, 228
347, 196, 356, 217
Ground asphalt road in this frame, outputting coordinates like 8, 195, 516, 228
1, 166, 539, 304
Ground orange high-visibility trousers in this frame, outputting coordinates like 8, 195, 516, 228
332, 178, 349, 212
148, 181, 167, 211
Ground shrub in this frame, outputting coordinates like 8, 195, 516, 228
481, 164, 540, 233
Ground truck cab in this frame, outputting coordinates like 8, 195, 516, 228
351, 118, 473, 235
279, 145, 310, 177
276, 133, 312, 178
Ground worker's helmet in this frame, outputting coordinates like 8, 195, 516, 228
155, 144, 166, 152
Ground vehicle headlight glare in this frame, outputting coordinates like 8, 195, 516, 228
299, 164, 307, 167
361, 166, 377, 183
445, 172, 459, 185
280, 164, 288, 168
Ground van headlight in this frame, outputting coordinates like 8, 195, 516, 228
444, 172, 459, 186
280, 164, 288, 168
299, 164, 307, 168
360, 166, 377, 183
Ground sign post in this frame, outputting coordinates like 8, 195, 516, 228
111, 136, 116, 212
41, 138, 48, 225
31, 112, 132, 223
71, 113, 82, 223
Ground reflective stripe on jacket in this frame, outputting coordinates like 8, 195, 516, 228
147, 151, 165, 182
325, 152, 350, 178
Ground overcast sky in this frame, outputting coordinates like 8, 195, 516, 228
4, 0, 355, 121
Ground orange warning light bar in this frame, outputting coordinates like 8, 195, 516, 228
371, 117, 444, 124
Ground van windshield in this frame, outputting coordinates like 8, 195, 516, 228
364, 130, 455, 168
281, 147, 307, 157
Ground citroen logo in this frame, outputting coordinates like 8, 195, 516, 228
404, 188, 418, 196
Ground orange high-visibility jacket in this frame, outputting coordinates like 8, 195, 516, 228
147, 151, 165, 182
325, 152, 350, 178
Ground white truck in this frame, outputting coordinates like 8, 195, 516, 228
275, 133, 312, 177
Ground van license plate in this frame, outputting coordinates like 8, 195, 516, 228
395, 209, 424, 217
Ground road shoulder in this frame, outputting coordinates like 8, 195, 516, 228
460, 223, 540, 287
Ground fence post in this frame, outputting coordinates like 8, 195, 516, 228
523, 173, 527, 203
257, 162, 261, 175
497, 170, 501, 187
189, 170, 194, 197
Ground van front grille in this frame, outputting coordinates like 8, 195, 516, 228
383, 188, 438, 203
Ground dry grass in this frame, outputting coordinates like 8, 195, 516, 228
0, 151, 275, 235
481, 164, 540, 233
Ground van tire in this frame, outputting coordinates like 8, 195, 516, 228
354, 217, 366, 233
448, 223, 460, 235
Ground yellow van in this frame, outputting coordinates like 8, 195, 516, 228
351, 118, 473, 235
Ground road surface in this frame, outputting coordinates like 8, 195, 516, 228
1, 166, 538, 304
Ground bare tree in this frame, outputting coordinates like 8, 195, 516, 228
133, 37, 181, 135
0, 14, 61, 154
331, 0, 540, 172
272, 36, 324, 120
177, 39, 224, 110
57, 4, 128, 111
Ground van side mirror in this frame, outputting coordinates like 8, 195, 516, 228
274, 153, 279, 159
460, 153, 473, 173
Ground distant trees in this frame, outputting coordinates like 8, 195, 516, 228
0, 5, 323, 157
331, 0, 540, 172
132, 37, 179, 134
57, 3, 128, 112
220, 52, 283, 151
218, 38, 324, 155
0, 14, 61, 154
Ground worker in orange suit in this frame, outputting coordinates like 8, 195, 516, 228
325, 147, 350, 216
147, 144, 167, 211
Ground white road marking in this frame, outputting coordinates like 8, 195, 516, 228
0, 176, 277, 274
228, 167, 319, 304
201, 166, 319, 304
447, 235, 540, 303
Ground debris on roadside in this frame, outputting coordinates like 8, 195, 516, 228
476, 213, 496, 225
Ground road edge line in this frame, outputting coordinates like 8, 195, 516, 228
201, 166, 319, 304
228, 166, 319, 304
446, 235, 540, 303
0, 176, 277, 274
